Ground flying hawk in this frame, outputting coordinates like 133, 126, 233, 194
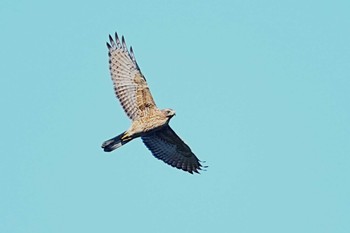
101, 33, 205, 174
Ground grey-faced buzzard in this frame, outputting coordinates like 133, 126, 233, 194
101, 33, 205, 174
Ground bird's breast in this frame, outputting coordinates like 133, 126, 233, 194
129, 114, 168, 137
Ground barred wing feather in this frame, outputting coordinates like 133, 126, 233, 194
107, 33, 157, 120
142, 126, 203, 174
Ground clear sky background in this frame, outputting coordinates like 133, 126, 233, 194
1, 0, 349, 232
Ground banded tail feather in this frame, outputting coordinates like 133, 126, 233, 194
101, 132, 133, 152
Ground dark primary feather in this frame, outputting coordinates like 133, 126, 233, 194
107, 32, 140, 71
121, 36, 127, 51
109, 34, 115, 47
115, 32, 121, 46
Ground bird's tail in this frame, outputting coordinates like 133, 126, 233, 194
101, 131, 132, 152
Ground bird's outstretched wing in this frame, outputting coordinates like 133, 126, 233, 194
141, 125, 204, 174
107, 33, 157, 120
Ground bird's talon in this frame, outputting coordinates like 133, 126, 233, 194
121, 134, 129, 141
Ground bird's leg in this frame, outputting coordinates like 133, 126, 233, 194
121, 132, 132, 141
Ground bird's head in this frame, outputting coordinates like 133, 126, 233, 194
162, 108, 176, 119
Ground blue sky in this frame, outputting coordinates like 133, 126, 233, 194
1, 0, 349, 232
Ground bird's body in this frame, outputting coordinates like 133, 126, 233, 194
101, 33, 205, 174
127, 109, 174, 136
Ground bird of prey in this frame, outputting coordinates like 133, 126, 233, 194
101, 32, 205, 174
